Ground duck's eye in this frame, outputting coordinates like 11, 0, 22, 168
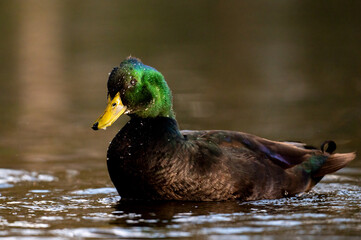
112, 103, 117, 107
130, 78, 137, 86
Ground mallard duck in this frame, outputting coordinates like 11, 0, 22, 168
92, 57, 355, 201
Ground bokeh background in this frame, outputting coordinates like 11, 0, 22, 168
0, 0, 360, 238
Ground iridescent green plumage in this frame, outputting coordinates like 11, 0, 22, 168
107, 57, 174, 119
94, 57, 355, 201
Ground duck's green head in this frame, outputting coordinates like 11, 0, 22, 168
92, 57, 174, 130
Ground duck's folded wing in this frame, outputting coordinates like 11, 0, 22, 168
193, 130, 317, 169
239, 134, 315, 168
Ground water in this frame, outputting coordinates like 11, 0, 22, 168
1, 169, 360, 239
0, 0, 360, 239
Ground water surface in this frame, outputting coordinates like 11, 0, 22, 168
0, 0, 360, 239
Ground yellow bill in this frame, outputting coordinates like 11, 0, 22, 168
92, 92, 127, 130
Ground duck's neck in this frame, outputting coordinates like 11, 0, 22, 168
111, 117, 183, 151
128, 116, 181, 139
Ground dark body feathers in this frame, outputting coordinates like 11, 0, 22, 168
107, 117, 355, 201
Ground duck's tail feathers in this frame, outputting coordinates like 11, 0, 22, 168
313, 152, 356, 178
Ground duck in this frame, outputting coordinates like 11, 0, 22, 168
92, 57, 355, 201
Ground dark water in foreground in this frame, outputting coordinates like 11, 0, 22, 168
0, 168, 360, 239
1, 0, 361, 239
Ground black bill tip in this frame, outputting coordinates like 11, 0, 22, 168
92, 122, 99, 130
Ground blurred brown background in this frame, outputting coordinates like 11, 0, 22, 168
0, 1, 360, 238
0, 0, 360, 171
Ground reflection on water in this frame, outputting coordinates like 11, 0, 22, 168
0, 168, 360, 239
0, 0, 360, 239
